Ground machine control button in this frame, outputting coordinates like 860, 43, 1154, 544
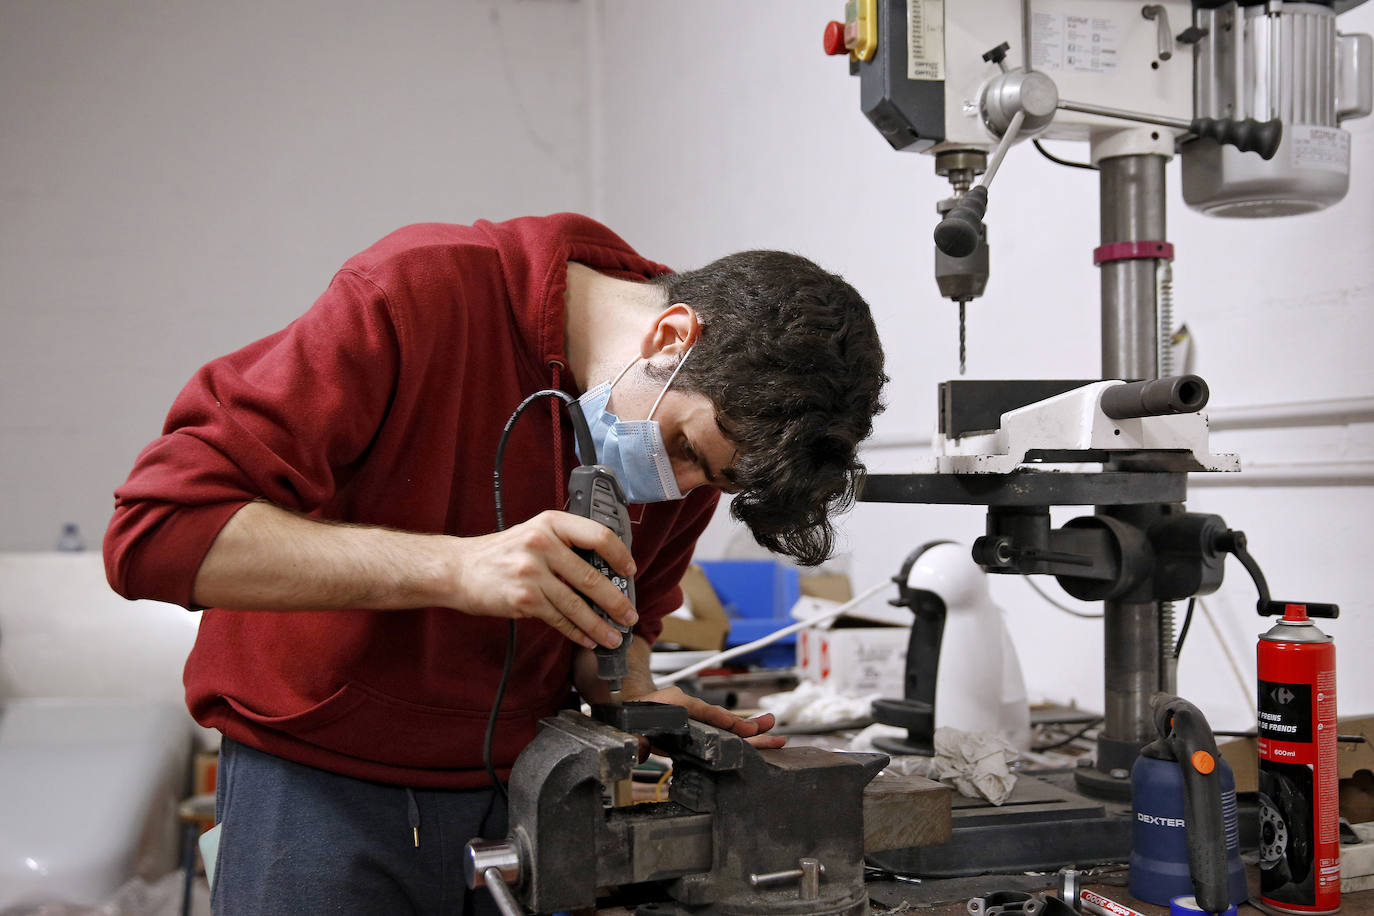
1191, 750, 1215, 774
823, 21, 847, 56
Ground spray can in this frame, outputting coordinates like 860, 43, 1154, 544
1257, 601, 1340, 914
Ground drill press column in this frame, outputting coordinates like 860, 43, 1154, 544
1085, 152, 1170, 798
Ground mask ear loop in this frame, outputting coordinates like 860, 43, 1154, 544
608, 354, 641, 390
647, 346, 693, 421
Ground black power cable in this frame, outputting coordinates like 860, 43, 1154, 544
483, 388, 582, 798
1033, 717, 1104, 753
1173, 595, 1197, 659
1033, 139, 1098, 171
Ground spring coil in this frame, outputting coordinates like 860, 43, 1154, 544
1159, 599, 1177, 693
1157, 260, 1175, 377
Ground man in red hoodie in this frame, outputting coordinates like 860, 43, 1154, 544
105, 214, 886, 914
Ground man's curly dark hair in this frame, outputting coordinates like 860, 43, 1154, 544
648, 251, 887, 566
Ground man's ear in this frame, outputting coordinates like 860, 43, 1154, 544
640, 303, 701, 359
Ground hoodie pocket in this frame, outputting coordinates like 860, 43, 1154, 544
223, 681, 543, 770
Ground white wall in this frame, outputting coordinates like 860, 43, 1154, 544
0, 0, 593, 551
594, 0, 1374, 731
2, 0, 1370, 735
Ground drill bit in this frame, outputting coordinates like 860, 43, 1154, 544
958, 300, 967, 375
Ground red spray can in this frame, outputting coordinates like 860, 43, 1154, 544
1257, 601, 1340, 914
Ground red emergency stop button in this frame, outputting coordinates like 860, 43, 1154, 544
823, 20, 848, 55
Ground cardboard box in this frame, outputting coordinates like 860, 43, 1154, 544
659, 565, 730, 651
795, 596, 909, 698
800, 572, 853, 603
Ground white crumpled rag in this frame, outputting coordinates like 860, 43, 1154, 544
850, 724, 1020, 805
757, 680, 879, 730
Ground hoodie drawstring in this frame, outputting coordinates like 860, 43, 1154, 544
405, 786, 421, 848
549, 361, 566, 509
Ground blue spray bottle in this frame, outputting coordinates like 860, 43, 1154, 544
1129, 693, 1247, 911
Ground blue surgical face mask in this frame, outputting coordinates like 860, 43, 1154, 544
575, 348, 693, 504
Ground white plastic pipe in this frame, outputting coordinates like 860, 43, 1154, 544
655, 579, 894, 687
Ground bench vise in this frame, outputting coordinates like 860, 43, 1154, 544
465, 702, 888, 915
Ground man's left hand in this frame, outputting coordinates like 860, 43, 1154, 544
626, 684, 786, 749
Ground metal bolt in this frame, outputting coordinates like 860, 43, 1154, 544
1110, 768, 1130, 779
750, 859, 828, 900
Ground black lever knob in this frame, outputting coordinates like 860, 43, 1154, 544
933, 185, 988, 259
1189, 117, 1283, 161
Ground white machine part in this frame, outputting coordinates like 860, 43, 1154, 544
924, 380, 1240, 474
904, 542, 1033, 751
937, 0, 1192, 158
1186, 2, 1374, 215
906, 0, 1372, 207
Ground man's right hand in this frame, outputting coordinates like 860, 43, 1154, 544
444, 509, 638, 649
191, 502, 638, 651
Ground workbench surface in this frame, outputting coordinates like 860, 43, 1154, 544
862, 864, 1374, 916
591, 865, 1374, 914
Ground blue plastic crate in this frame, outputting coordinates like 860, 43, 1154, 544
696, 560, 800, 668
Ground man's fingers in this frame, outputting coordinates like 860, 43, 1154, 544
629, 687, 789, 748
511, 581, 595, 648
542, 527, 637, 629
654, 694, 774, 736
744, 712, 777, 734
546, 511, 637, 580
540, 575, 627, 650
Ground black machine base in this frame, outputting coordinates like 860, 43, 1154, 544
864, 774, 1133, 878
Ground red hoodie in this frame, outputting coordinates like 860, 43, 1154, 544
104, 214, 720, 788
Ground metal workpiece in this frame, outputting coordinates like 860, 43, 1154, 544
1099, 154, 1166, 382
591, 700, 689, 738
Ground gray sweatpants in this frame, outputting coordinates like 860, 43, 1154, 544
211, 738, 508, 916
